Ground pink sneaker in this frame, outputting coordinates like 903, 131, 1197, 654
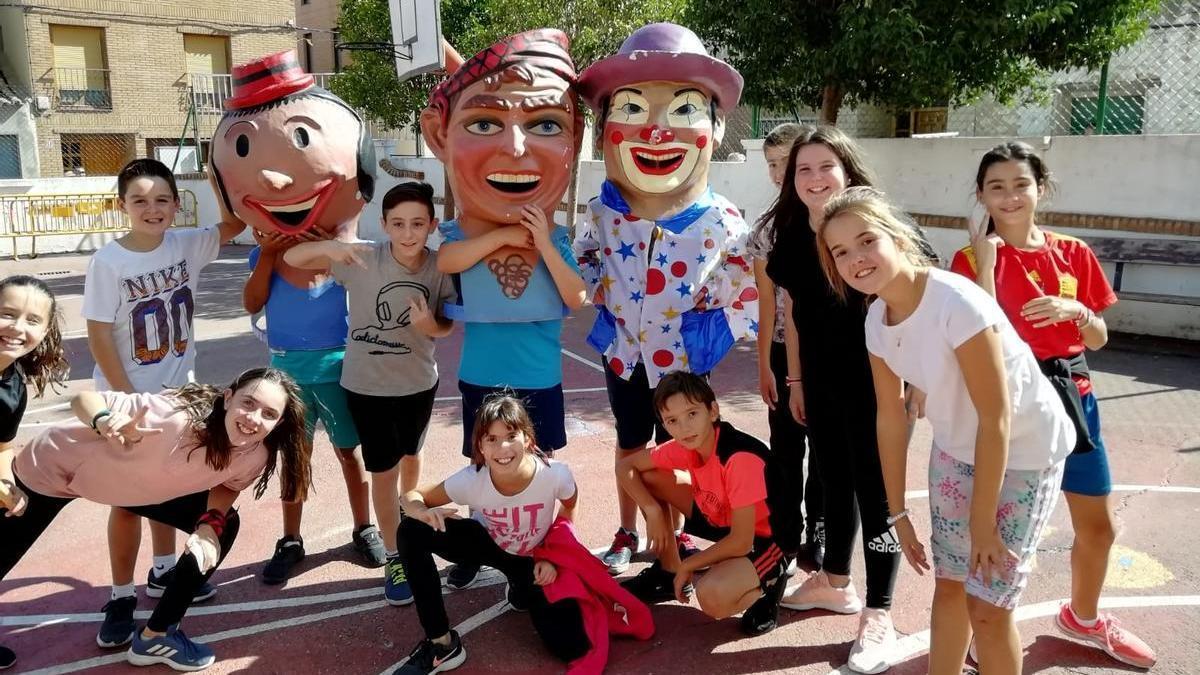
780, 571, 863, 614
1055, 603, 1157, 669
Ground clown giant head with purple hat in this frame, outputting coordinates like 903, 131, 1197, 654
578, 22, 743, 218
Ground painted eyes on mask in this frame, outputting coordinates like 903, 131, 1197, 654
527, 119, 563, 136
466, 119, 501, 136
293, 127, 310, 149
464, 119, 564, 137
235, 134, 250, 157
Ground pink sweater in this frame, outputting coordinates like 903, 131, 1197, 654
14, 391, 267, 506
533, 518, 655, 674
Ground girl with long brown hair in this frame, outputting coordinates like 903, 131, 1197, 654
0, 367, 311, 672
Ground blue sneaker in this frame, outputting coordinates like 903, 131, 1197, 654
127, 627, 215, 671
146, 568, 217, 603
97, 596, 138, 647
385, 556, 413, 606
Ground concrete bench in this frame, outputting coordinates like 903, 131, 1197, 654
1084, 236, 1200, 307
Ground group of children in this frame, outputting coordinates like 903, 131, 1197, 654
0, 126, 1159, 675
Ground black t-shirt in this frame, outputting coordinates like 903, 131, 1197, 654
765, 224, 876, 412
1, 363, 27, 443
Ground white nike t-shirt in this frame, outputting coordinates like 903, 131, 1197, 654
82, 226, 221, 392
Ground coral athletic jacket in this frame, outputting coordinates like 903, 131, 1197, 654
532, 517, 655, 674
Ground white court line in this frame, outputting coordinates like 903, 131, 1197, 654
822, 594, 1200, 675
21, 387, 612, 428
24, 402, 70, 415
561, 348, 605, 374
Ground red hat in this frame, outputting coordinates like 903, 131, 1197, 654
225, 50, 315, 111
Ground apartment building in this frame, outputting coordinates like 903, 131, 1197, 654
0, 0, 296, 178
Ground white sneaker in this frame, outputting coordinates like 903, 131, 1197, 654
847, 607, 897, 674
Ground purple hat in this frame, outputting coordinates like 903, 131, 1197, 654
578, 22, 743, 113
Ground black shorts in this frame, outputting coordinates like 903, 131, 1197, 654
683, 503, 788, 593
344, 384, 438, 472
603, 359, 711, 450
459, 380, 567, 457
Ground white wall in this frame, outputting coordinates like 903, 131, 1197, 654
3, 135, 1197, 339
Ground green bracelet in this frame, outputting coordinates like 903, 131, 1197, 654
90, 409, 113, 431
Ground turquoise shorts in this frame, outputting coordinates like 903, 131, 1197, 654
270, 348, 359, 449
929, 449, 1063, 609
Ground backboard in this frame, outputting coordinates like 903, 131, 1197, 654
389, 0, 443, 82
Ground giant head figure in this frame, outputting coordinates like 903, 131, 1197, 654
578, 23, 742, 216
420, 29, 583, 236
209, 50, 376, 239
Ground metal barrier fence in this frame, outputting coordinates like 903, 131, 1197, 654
0, 189, 199, 258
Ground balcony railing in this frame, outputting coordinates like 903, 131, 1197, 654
54, 67, 112, 110
189, 73, 232, 112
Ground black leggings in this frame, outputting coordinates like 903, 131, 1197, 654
768, 341, 823, 545
805, 397, 900, 610
0, 472, 241, 632
399, 517, 590, 663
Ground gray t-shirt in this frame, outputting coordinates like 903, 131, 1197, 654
332, 242, 457, 396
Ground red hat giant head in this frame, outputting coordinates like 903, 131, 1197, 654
224, 50, 316, 111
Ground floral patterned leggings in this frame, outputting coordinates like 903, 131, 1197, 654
929, 449, 1064, 609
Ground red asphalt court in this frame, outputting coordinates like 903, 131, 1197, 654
3, 246, 1199, 674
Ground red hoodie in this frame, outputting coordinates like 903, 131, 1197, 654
532, 517, 655, 674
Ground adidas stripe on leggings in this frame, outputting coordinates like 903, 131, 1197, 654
804, 387, 901, 610
0, 472, 240, 631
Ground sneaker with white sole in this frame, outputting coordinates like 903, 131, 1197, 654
600, 528, 638, 575
97, 596, 138, 648
385, 556, 414, 606
127, 626, 215, 671
393, 630, 466, 675
1054, 602, 1156, 669
780, 571, 863, 614
847, 607, 897, 674
146, 568, 217, 603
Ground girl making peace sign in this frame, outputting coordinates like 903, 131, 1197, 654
0, 367, 312, 672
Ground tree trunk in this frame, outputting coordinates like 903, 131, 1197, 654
820, 83, 844, 125
565, 154, 580, 237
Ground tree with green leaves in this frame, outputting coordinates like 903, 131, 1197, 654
685, 0, 1160, 124
330, 0, 687, 131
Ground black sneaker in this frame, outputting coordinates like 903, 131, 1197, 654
394, 630, 466, 675
352, 524, 388, 567
504, 583, 530, 612
0, 645, 15, 669
146, 568, 217, 603
621, 562, 688, 603
96, 596, 137, 648
445, 562, 480, 591
262, 536, 306, 585
739, 559, 792, 636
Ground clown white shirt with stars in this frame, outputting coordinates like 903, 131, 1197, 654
574, 181, 759, 386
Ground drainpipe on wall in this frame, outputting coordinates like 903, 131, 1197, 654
1093, 58, 1111, 135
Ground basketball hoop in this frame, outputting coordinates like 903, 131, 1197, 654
335, 41, 414, 62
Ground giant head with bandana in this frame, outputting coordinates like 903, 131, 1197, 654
208, 50, 375, 242
420, 29, 583, 321
574, 23, 758, 385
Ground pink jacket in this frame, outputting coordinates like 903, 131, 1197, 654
533, 518, 655, 674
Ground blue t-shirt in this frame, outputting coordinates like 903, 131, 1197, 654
248, 247, 348, 352
438, 221, 578, 390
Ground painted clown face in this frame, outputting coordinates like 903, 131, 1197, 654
212, 96, 365, 237
603, 81, 718, 196
431, 74, 578, 227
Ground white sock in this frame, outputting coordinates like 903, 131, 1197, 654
152, 554, 176, 577
111, 583, 136, 600
1071, 606, 1099, 627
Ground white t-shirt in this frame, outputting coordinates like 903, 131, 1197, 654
443, 459, 576, 555
82, 226, 221, 392
864, 268, 1074, 471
